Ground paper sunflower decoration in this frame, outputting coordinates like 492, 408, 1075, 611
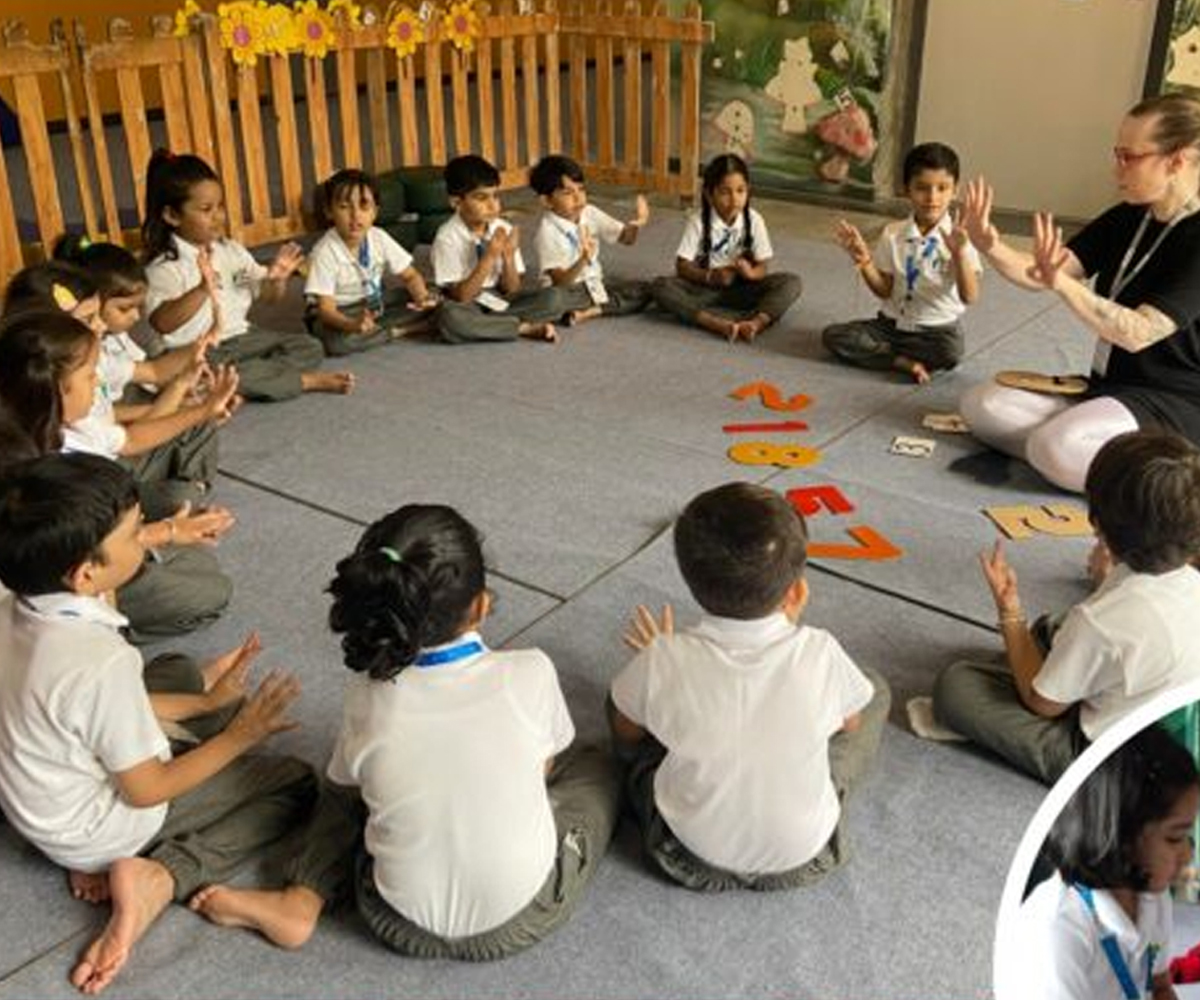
293, 0, 337, 58
218, 1, 267, 65
173, 0, 201, 37
442, 1, 481, 54
386, 4, 425, 59
256, 1, 298, 57
328, 0, 364, 29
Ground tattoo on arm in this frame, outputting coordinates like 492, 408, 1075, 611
1084, 289, 1176, 351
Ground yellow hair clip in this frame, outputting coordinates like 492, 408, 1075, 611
51, 283, 79, 312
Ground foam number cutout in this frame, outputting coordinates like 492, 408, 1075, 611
730, 380, 812, 412
808, 526, 903, 561
785, 485, 855, 517
984, 504, 1092, 541
728, 442, 822, 468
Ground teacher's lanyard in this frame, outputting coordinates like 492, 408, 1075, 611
1109, 206, 1191, 302
1072, 884, 1157, 999
413, 636, 487, 668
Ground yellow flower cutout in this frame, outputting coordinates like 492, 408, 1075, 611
256, 1, 297, 57
218, 2, 267, 66
386, 5, 424, 59
328, 0, 363, 29
293, 0, 336, 58
173, 0, 201, 38
442, 1, 481, 53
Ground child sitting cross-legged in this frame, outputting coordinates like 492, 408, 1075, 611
0, 453, 315, 995
609, 482, 890, 890
930, 429, 1200, 785
304, 168, 439, 356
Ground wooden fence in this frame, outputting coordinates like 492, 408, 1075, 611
0, 0, 712, 286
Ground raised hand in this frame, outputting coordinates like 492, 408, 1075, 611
1027, 211, 1071, 291
580, 226, 598, 263
202, 364, 241, 423
267, 242, 305, 281
946, 205, 971, 256
202, 633, 261, 710
630, 193, 650, 228
835, 219, 872, 266
197, 245, 219, 294
166, 502, 236, 547
227, 669, 302, 745
961, 177, 999, 254
623, 603, 675, 651
979, 540, 1022, 618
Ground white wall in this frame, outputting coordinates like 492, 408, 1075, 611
915, 0, 1158, 219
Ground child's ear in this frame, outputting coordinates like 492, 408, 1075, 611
64, 556, 101, 597
781, 576, 809, 619
539, 193, 553, 208
448, 194, 462, 211
162, 205, 182, 228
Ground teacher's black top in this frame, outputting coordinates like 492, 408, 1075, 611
1069, 202, 1200, 442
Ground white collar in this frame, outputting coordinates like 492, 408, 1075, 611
901, 213, 951, 241
19, 591, 129, 631
693, 611, 796, 645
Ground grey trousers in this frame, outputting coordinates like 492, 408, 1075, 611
821, 313, 964, 373
138, 654, 317, 900
557, 279, 653, 318
932, 657, 1089, 785
116, 545, 232, 644
436, 287, 567, 343
620, 666, 890, 891
651, 272, 802, 326
349, 744, 619, 960
122, 421, 219, 523
305, 290, 437, 357
209, 326, 325, 401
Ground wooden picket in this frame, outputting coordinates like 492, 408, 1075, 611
0, 0, 712, 285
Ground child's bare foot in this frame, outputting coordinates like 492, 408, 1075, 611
71, 858, 173, 995
732, 313, 771, 342
517, 321, 559, 343
564, 306, 603, 327
190, 885, 322, 950
69, 870, 110, 905
300, 371, 356, 395
894, 356, 931, 384
386, 315, 436, 341
696, 311, 738, 342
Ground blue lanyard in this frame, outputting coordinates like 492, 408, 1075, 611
1073, 884, 1156, 999
710, 226, 734, 259
903, 234, 939, 296
413, 637, 486, 668
356, 239, 383, 311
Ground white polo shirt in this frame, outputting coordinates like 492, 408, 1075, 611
327, 635, 574, 938
1034, 564, 1200, 740
873, 213, 981, 330
145, 235, 266, 347
62, 415, 126, 460
304, 227, 413, 307
611, 613, 874, 874
431, 215, 525, 290
534, 204, 625, 285
0, 591, 170, 872
675, 206, 773, 267
1000, 873, 1170, 1000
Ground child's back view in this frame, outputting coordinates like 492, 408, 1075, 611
609, 483, 890, 889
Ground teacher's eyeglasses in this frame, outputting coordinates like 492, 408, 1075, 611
1113, 147, 1165, 168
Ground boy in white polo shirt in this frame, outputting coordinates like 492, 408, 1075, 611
431, 154, 565, 344
823, 142, 981, 383
304, 168, 439, 356
0, 454, 314, 995
610, 482, 890, 890
932, 429, 1200, 785
529, 154, 651, 326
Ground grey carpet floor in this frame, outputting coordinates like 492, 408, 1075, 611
0, 210, 1094, 999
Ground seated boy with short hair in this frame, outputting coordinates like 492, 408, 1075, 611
529, 153, 651, 326
0, 453, 315, 995
431, 154, 564, 344
931, 429, 1200, 785
609, 482, 890, 890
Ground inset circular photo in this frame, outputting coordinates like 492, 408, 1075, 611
995, 683, 1200, 1000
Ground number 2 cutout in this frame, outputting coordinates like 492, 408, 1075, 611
730, 380, 812, 412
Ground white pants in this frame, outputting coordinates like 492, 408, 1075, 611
960, 382, 1139, 493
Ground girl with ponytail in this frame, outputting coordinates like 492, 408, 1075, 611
191, 504, 620, 961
